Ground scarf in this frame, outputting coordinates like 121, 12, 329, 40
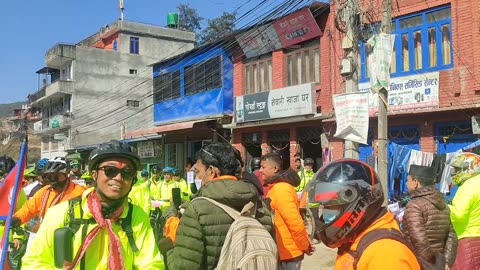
65, 191, 125, 270
33, 180, 70, 232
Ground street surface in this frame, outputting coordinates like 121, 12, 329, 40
301, 242, 337, 269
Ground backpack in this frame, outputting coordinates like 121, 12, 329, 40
193, 197, 278, 270
350, 228, 445, 270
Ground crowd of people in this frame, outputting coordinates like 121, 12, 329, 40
0, 140, 479, 269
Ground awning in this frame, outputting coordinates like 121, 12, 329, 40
123, 119, 210, 138
224, 113, 329, 129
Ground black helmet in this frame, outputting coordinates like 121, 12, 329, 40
43, 157, 70, 174
151, 166, 160, 174
306, 159, 384, 248
250, 157, 261, 170
304, 158, 314, 165
0, 155, 16, 175
88, 140, 141, 171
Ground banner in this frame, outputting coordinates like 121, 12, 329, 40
333, 92, 369, 144
367, 33, 395, 92
0, 141, 27, 270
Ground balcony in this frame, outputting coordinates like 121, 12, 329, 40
46, 43, 76, 68
28, 79, 73, 106
32, 114, 72, 135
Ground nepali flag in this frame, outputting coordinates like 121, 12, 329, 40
0, 141, 27, 270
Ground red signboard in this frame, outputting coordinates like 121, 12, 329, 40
273, 8, 322, 48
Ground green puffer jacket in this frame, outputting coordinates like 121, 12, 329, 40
165, 178, 274, 270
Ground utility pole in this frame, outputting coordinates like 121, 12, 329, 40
340, 0, 360, 159
378, 0, 392, 206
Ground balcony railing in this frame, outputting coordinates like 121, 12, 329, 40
28, 80, 73, 105
28, 87, 46, 103
33, 114, 72, 134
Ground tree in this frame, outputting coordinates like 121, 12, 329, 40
177, 3, 203, 33
198, 11, 237, 45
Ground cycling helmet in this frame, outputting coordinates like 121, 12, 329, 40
24, 168, 37, 178
449, 152, 480, 186
306, 159, 384, 248
69, 159, 80, 168
81, 171, 93, 180
43, 157, 70, 174
304, 158, 314, 165
0, 155, 16, 175
141, 169, 149, 177
163, 166, 175, 174
88, 140, 141, 171
35, 158, 49, 175
151, 166, 160, 174
173, 167, 182, 176
250, 157, 261, 171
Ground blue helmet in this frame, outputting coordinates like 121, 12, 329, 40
35, 158, 50, 175
162, 166, 175, 174
141, 169, 149, 177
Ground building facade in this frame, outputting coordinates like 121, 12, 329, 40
27, 19, 195, 160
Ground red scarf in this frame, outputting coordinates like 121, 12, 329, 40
65, 191, 125, 270
34, 180, 70, 232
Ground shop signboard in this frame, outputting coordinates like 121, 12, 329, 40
235, 83, 316, 123
137, 141, 154, 158
273, 8, 322, 48
359, 72, 439, 116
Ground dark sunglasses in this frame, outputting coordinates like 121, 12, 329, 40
98, 166, 136, 180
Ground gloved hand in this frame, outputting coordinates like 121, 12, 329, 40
10, 217, 21, 228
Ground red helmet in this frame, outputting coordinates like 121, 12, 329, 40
306, 159, 384, 248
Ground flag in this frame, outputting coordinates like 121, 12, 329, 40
0, 141, 27, 270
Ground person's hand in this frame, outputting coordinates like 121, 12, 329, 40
305, 244, 316, 256
10, 217, 21, 228
13, 239, 22, 250
445, 264, 450, 270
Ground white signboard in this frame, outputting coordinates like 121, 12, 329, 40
137, 141, 154, 158
333, 92, 369, 144
359, 72, 440, 116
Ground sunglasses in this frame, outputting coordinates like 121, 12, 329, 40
98, 166, 136, 180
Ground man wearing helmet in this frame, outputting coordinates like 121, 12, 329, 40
25, 158, 50, 198
172, 168, 191, 201
149, 166, 162, 201
448, 152, 480, 270
306, 159, 420, 269
23, 140, 163, 269
128, 169, 152, 214
68, 159, 82, 181
11, 157, 86, 231
296, 157, 315, 192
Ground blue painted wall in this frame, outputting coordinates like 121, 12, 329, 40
152, 47, 234, 124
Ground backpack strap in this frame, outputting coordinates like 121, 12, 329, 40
120, 202, 139, 252
192, 197, 242, 220
351, 228, 412, 270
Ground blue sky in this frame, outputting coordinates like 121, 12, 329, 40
0, 0, 293, 104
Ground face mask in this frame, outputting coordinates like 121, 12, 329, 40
194, 168, 210, 191
322, 209, 340, 224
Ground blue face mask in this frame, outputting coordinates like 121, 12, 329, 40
322, 209, 340, 224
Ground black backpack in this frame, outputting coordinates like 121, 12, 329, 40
54, 197, 139, 268
349, 228, 445, 270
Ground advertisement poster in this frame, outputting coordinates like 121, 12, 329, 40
333, 92, 369, 144
359, 72, 440, 116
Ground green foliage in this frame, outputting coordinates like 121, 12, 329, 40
177, 3, 203, 33
198, 11, 237, 45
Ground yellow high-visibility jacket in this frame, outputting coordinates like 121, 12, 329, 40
22, 188, 164, 270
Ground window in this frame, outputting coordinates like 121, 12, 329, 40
185, 56, 222, 96
129, 69, 137, 75
285, 39, 320, 86
244, 54, 272, 94
153, 70, 180, 103
360, 6, 452, 81
130, 37, 139, 54
126, 100, 140, 107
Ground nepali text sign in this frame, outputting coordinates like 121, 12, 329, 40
359, 72, 439, 116
236, 23, 282, 59
273, 8, 322, 48
235, 83, 316, 123
137, 141, 154, 158
333, 92, 370, 144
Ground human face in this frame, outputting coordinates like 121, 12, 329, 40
43, 173, 68, 183
406, 175, 420, 192
193, 159, 214, 187
164, 173, 173, 182
173, 175, 181, 181
152, 172, 159, 181
92, 158, 135, 202
295, 160, 302, 169
260, 159, 279, 181
304, 164, 313, 172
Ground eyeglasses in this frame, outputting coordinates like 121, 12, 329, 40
98, 166, 136, 180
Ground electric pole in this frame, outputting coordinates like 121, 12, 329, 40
340, 0, 360, 159
379, 0, 392, 206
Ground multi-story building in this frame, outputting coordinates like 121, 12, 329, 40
27, 19, 195, 160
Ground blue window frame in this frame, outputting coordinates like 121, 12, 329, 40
130, 37, 139, 54
360, 5, 453, 82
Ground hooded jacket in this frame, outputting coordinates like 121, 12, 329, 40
265, 169, 310, 261
402, 185, 457, 267
164, 177, 274, 270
